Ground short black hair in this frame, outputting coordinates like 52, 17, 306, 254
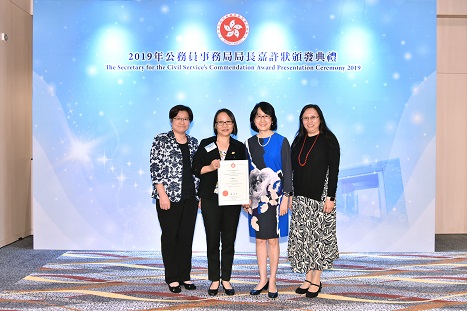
249, 101, 278, 132
169, 105, 193, 122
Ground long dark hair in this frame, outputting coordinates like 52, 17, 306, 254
292, 104, 337, 148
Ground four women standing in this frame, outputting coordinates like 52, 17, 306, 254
150, 102, 339, 298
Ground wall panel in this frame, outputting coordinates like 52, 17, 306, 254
436, 73, 467, 233
436, 0, 467, 234
437, 17, 467, 73
438, 0, 467, 16
0, 0, 33, 247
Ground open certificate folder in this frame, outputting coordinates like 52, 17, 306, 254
217, 160, 250, 206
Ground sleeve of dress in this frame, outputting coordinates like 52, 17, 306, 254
239, 141, 248, 160
188, 136, 201, 196
281, 137, 293, 194
150, 134, 166, 186
192, 139, 206, 178
326, 133, 341, 197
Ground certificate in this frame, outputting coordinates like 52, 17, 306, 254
218, 160, 249, 206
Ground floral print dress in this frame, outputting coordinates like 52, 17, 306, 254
245, 133, 292, 239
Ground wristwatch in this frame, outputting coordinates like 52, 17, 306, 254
326, 196, 335, 201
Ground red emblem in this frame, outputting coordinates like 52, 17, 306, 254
217, 13, 249, 45
222, 190, 229, 197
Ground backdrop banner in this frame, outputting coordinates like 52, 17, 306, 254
33, 0, 436, 252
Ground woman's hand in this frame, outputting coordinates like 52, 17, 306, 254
200, 159, 221, 175
159, 194, 171, 210
210, 159, 221, 171
242, 199, 251, 213
324, 198, 335, 213
156, 184, 171, 210
279, 196, 288, 216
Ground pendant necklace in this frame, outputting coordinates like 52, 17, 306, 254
298, 133, 320, 167
218, 149, 227, 160
257, 133, 272, 147
216, 140, 229, 160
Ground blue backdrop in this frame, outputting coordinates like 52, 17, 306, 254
33, 0, 436, 252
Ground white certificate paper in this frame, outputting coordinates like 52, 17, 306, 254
218, 160, 250, 206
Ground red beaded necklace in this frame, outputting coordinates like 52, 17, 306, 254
298, 133, 320, 167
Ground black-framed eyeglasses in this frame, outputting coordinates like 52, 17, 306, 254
216, 120, 233, 126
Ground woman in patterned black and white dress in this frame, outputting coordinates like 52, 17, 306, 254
287, 104, 340, 298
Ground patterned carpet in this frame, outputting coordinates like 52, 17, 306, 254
1, 251, 466, 310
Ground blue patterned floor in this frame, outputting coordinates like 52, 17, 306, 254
1, 251, 467, 310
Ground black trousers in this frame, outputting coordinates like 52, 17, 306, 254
201, 197, 241, 281
156, 197, 198, 284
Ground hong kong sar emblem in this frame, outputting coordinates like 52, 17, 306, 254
217, 13, 249, 45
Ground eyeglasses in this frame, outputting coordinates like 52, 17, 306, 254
216, 120, 233, 126
173, 117, 190, 122
255, 114, 271, 120
302, 116, 319, 122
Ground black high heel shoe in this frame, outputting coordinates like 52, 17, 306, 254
221, 280, 235, 296
249, 280, 269, 295
268, 290, 278, 299
181, 281, 196, 290
208, 281, 219, 296
168, 283, 181, 293
267, 281, 278, 299
295, 279, 312, 294
305, 282, 322, 298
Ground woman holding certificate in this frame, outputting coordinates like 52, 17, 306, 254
244, 101, 293, 299
192, 108, 247, 296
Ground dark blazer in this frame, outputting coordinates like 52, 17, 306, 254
192, 136, 247, 199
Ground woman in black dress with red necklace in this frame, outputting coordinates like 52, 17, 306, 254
287, 104, 340, 298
